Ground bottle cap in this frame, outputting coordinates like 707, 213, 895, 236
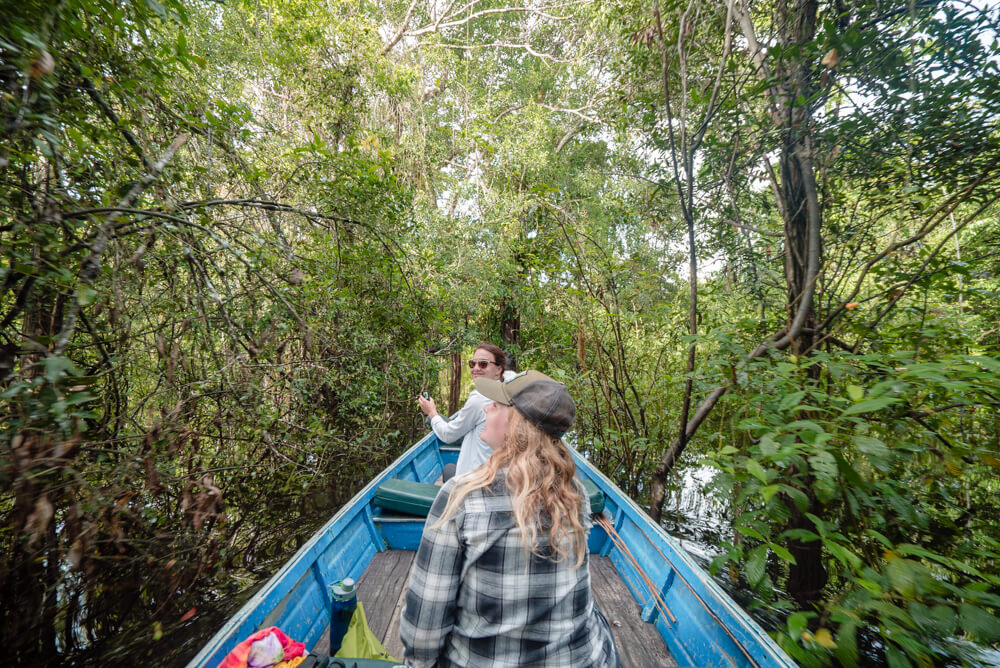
331, 578, 356, 598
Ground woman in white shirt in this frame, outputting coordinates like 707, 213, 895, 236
417, 342, 507, 477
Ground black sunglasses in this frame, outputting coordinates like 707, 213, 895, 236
468, 359, 496, 369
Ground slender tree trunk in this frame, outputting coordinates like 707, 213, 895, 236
498, 248, 526, 366
498, 296, 521, 372
773, 0, 828, 606
648, 0, 700, 523
648, 7, 829, 610
448, 351, 462, 415
499, 299, 520, 351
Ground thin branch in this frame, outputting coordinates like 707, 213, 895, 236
382, 0, 421, 54
79, 75, 152, 172
808, 173, 1000, 349
555, 121, 584, 154
410, 41, 579, 64
403, 2, 586, 38
859, 196, 998, 342
537, 103, 598, 124
421, 71, 449, 102
909, 414, 953, 455
733, 0, 779, 118
493, 104, 525, 122
909, 402, 1000, 420
690, 0, 735, 149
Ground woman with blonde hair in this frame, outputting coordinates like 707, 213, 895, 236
401, 371, 619, 667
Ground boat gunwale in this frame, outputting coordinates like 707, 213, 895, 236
184, 431, 440, 668
571, 450, 796, 668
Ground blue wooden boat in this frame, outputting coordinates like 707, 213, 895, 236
186, 430, 796, 668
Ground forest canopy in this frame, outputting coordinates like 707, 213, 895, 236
2, 0, 999, 665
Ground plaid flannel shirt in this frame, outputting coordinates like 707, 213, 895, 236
400, 472, 619, 668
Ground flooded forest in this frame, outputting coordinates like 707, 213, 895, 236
2, 0, 1000, 665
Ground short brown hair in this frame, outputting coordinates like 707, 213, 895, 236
474, 342, 506, 370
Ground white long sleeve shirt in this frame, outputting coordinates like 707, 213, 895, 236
430, 390, 494, 476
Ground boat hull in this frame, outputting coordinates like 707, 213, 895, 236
187, 434, 794, 668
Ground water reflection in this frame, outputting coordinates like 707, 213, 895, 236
658, 465, 730, 564
655, 464, 787, 631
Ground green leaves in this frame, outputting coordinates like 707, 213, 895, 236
716, 345, 1000, 665
40, 356, 80, 384
853, 434, 889, 470
745, 544, 768, 587
779, 390, 807, 411
842, 395, 899, 416
807, 450, 839, 503
909, 603, 956, 636
745, 457, 770, 483
959, 604, 1000, 642
76, 286, 98, 306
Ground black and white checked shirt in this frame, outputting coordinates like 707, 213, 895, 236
400, 472, 619, 667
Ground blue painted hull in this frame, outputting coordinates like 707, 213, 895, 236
187, 433, 795, 668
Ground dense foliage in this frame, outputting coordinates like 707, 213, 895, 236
2, 0, 998, 665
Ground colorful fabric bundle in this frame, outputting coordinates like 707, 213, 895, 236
218, 626, 307, 668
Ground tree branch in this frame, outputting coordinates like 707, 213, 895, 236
555, 121, 584, 154
52, 134, 190, 357
806, 173, 1000, 352
403, 2, 586, 38
537, 103, 598, 124
79, 75, 152, 172
381, 0, 421, 54
410, 41, 580, 65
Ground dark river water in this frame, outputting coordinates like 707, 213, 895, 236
654, 465, 791, 632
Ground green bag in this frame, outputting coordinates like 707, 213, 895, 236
332, 601, 399, 663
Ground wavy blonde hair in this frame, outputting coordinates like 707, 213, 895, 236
433, 408, 587, 568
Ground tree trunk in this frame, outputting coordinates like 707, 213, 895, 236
2, 290, 61, 662
774, 0, 828, 606
649, 0, 829, 603
499, 299, 520, 350
499, 296, 520, 373
448, 351, 462, 415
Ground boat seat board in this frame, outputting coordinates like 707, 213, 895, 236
374, 479, 439, 516
584, 478, 606, 514
374, 478, 605, 517
314, 551, 672, 668
358, 549, 417, 647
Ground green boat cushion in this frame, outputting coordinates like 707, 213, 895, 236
582, 479, 605, 515
374, 479, 439, 517
374, 478, 605, 517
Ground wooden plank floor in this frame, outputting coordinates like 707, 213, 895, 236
311, 549, 415, 658
590, 555, 677, 668
314, 550, 674, 667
